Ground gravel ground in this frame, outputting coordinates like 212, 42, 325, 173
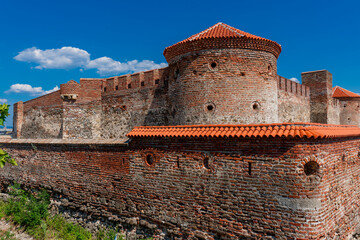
0, 219, 33, 240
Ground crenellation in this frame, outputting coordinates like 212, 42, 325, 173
144, 69, 155, 87
105, 77, 116, 91
277, 76, 310, 98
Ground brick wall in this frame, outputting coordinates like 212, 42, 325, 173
1, 136, 359, 238
167, 48, 279, 125
277, 76, 310, 122
302, 70, 340, 124
12, 102, 23, 138
22, 90, 62, 112
100, 68, 169, 140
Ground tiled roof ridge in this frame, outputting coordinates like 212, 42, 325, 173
127, 123, 360, 139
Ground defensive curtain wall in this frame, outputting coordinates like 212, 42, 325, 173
13, 69, 312, 141
1, 124, 360, 239
6, 23, 360, 239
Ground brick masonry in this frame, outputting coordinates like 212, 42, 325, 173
0, 136, 360, 239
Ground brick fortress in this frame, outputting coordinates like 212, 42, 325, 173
2, 23, 360, 239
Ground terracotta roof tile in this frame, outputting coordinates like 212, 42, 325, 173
127, 123, 360, 139
163, 22, 282, 61
332, 86, 360, 98
176, 22, 274, 45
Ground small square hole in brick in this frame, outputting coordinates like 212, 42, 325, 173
141, 81, 145, 87
128, 84, 132, 89
155, 79, 160, 84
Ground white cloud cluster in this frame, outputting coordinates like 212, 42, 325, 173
14, 47, 90, 70
14, 47, 167, 76
5, 84, 59, 96
0, 99, 7, 104
289, 77, 300, 84
86, 57, 167, 76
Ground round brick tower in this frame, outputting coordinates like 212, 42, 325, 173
163, 23, 282, 125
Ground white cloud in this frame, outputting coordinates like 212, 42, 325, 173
86, 57, 168, 76
289, 77, 300, 83
14, 47, 90, 70
43, 86, 60, 95
5, 84, 60, 96
0, 99, 7, 104
14, 46, 168, 76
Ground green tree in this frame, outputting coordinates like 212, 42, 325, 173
0, 104, 17, 167
0, 104, 9, 127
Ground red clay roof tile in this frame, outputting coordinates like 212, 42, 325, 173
332, 86, 360, 98
127, 123, 360, 139
163, 22, 282, 61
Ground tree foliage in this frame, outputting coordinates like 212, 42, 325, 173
0, 104, 17, 167
0, 104, 9, 127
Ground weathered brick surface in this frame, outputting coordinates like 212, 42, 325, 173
168, 48, 279, 125
100, 68, 169, 140
277, 76, 310, 122
302, 70, 340, 124
22, 90, 62, 112
12, 102, 23, 138
0, 136, 359, 239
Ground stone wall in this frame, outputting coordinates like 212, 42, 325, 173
302, 70, 335, 124
277, 76, 310, 122
19, 90, 63, 139
328, 97, 341, 125
62, 102, 102, 139
339, 98, 360, 126
100, 68, 169, 140
1, 136, 360, 239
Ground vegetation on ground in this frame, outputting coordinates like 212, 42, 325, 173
0, 184, 122, 240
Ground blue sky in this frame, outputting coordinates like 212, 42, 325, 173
1, 0, 360, 126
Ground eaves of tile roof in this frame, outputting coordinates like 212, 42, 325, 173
332, 86, 360, 98
127, 123, 360, 139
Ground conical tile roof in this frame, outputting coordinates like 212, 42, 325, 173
163, 23, 281, 62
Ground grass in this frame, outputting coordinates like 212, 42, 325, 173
0, 184, 123, 240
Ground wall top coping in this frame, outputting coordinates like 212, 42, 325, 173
127, 123, 360, 139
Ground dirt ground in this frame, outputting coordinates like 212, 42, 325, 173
0, 219, 33, 240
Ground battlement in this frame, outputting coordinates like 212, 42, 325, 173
101, 67, 168, 94
278, 76, 309, 97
